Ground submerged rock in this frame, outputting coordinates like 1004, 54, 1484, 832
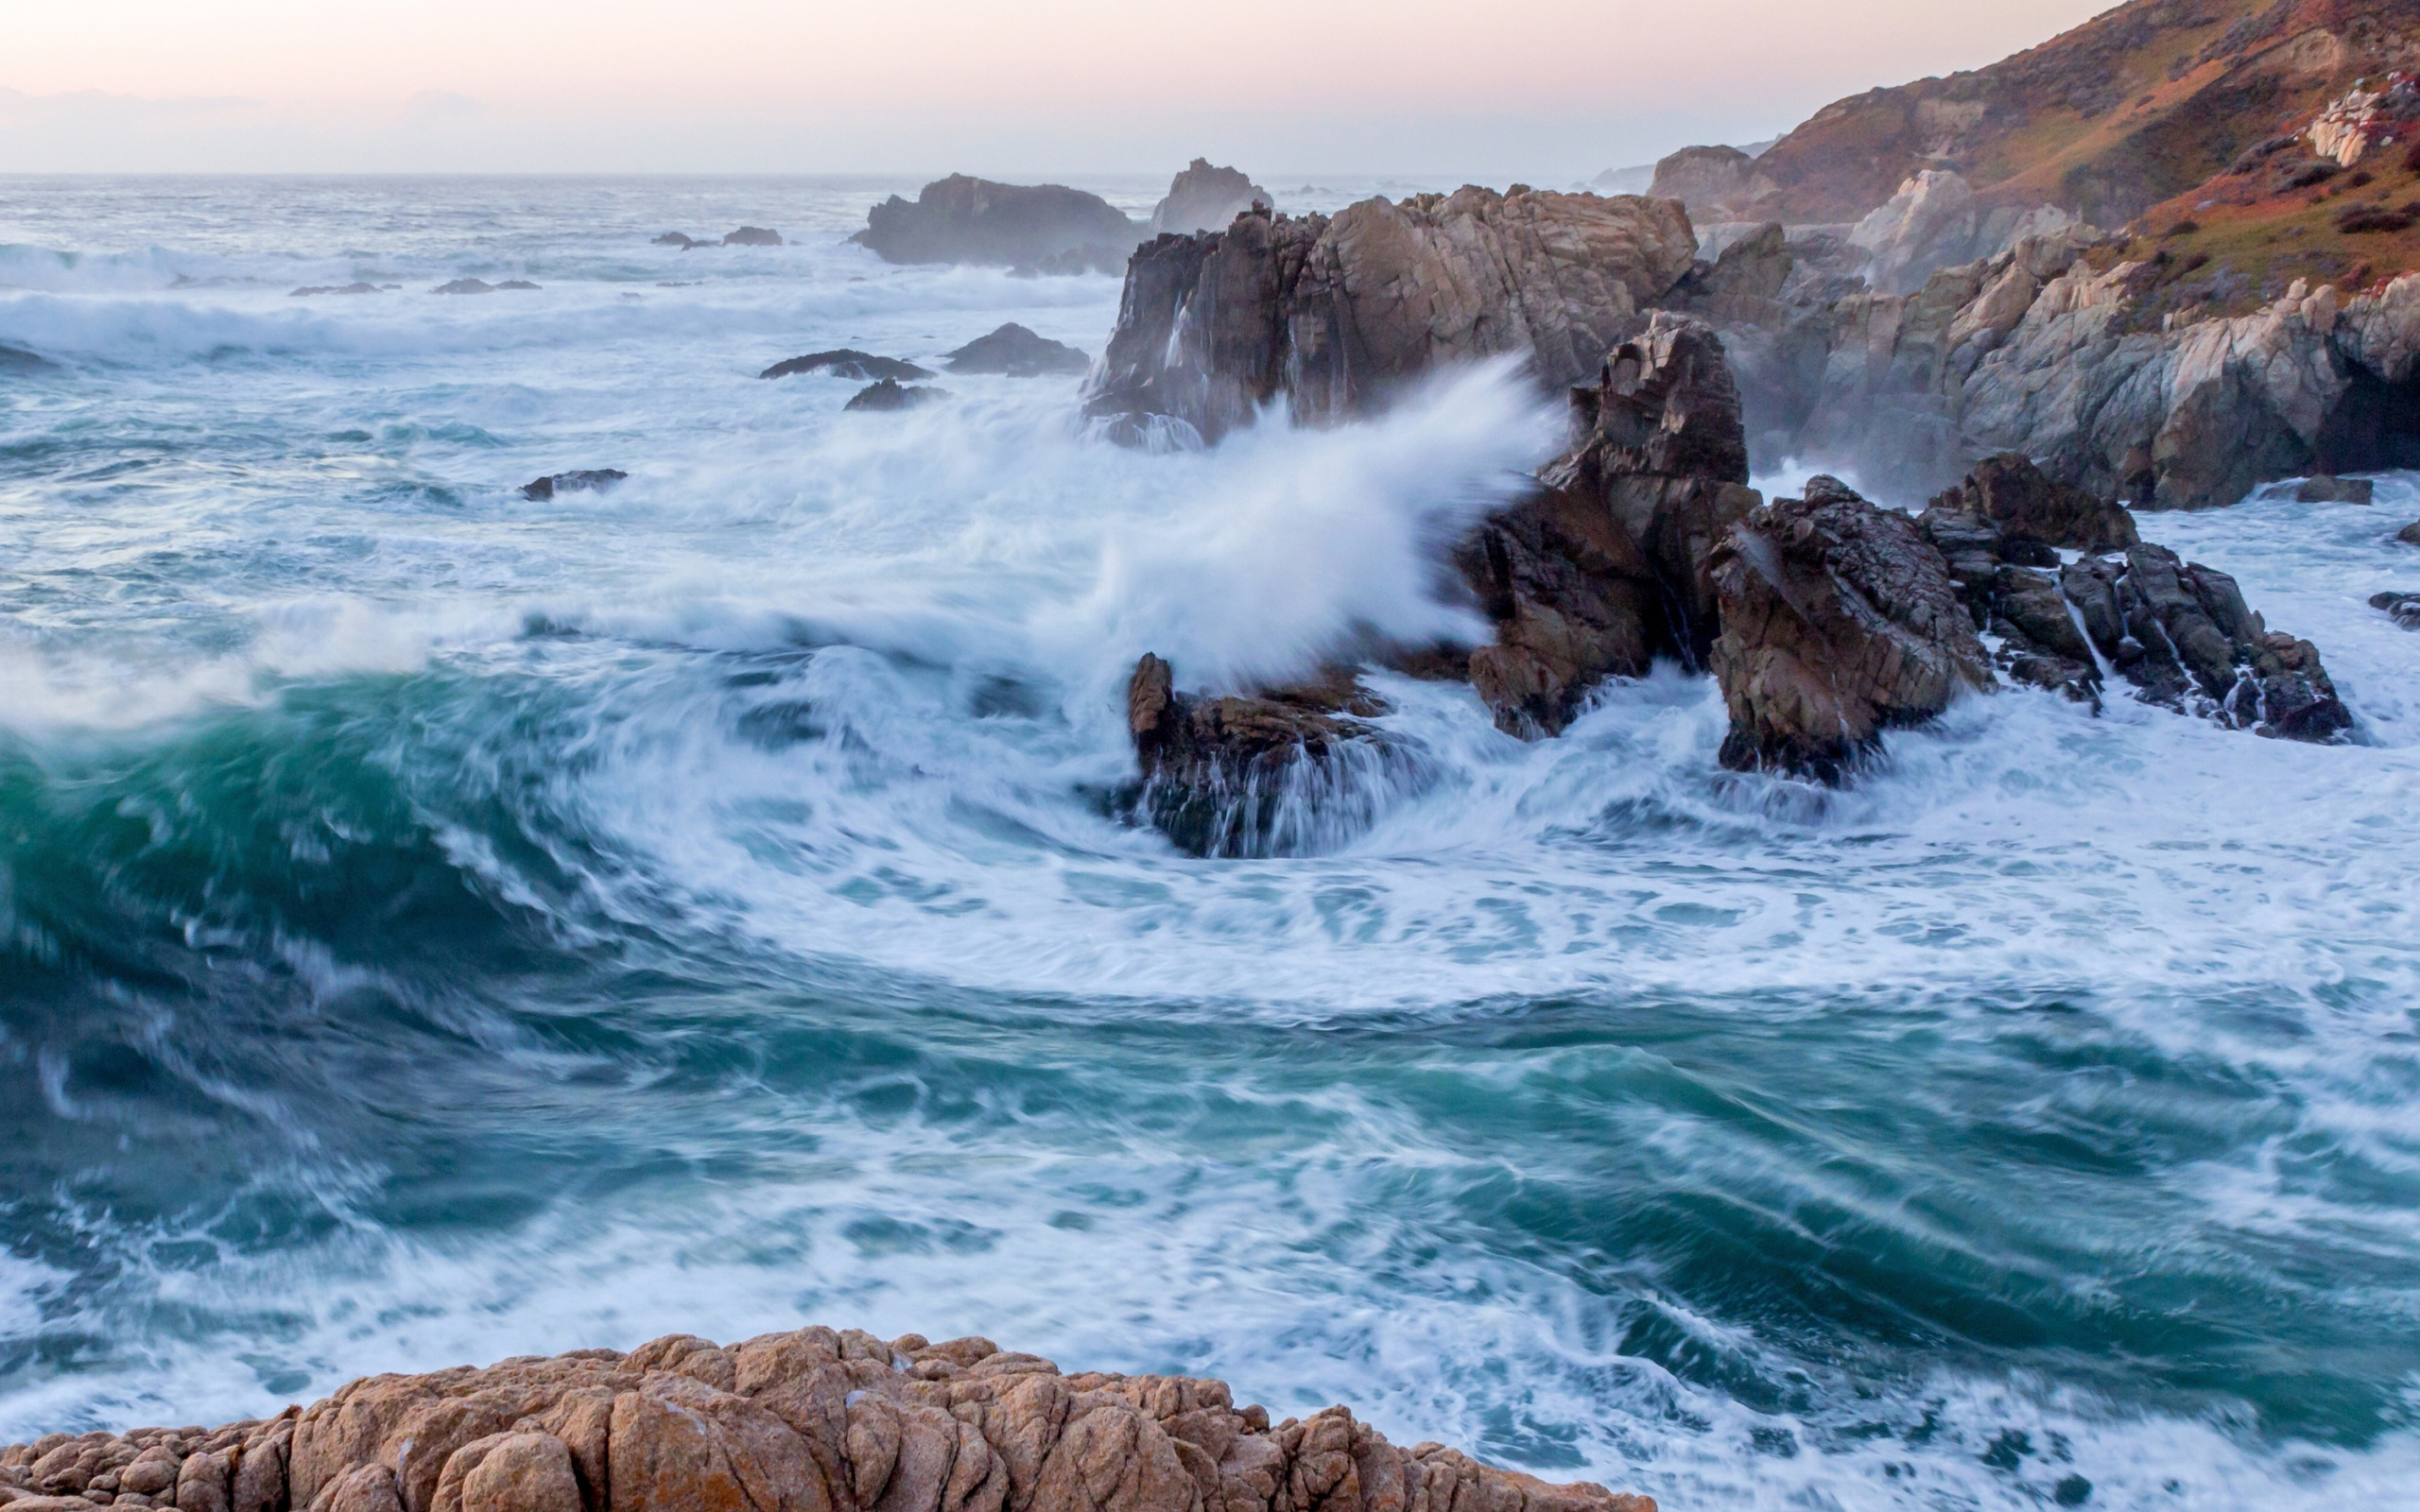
290, 283, 381, 297
433, 279, 494, 295
942, 323, 1090, 376
0, 1330, 1653, 1512
1707, 476, 1995, 781
650, 231, 702, 248
760, 350, 937, 382
2373, 590, 2420, 628
1084, 188, 1698, 442
844, 378, 951, 412
722, 226, 784, 247
495, 280, 542, 292
521, 470, 628, 501
1, 343, 60, 373
852, 176, 1139, 271
1146, 159, 1271, 236
2297, 473, 2375, 504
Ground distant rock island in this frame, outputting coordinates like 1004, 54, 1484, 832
852, 176, 1140, 273
1147, 160, 1271, 236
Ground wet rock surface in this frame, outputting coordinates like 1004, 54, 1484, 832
520, 471, 628, 502
844, 380, 952, 413
852, 177, 1139, 272
761, 352, 937, 383
1457, 314, 1758, 735
1085, 189, 1698, 443
0, 1331, 1653, 1512
2374, 590, 2420, 628
1708, 476, 1995, 781
721, 227, 784, 247
941, 325, 1090, 377
2296, 474, 2375, 505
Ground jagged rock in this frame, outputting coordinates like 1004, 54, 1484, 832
942, 324, 1090, 377
1085, 189, 1698, 443
1846, 171, 2081, 296
0, 1332, 1655, 1512
1707, 476, 1995, 781
1126, 655, 1410, 857
1456, 314, 1758, 735
760, 352, 937, 382
722, 227, 784, 247
521, 471, 628, 501
1147, 161, 1270, 237
2373, 591, 2420, 628
851, 177, 1139, 271
291, 283, 381, 297
2295, 474, 2374, 504
433, 280, 494, 295
844, 379, 951, 412
1922, 453, 2139, 557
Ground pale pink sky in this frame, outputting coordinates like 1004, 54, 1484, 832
2, 0, 2119, 175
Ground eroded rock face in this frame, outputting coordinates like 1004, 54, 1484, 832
1707, 476, 1995, 780
1456, 314, 1759, 735
1085, 190, 1699, 443
1147, 161, 1270, 238
852, 178, 1140, 272
0, 1332, 1652, 1512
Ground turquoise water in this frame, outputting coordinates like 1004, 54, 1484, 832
4, 176, 2418, 1511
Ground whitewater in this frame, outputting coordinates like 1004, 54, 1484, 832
3, 175, 2417, 1512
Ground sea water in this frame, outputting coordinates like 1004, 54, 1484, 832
3, 175, 2418, 1511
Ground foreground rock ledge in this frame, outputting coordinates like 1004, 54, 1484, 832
0, 1330, 1653, 1512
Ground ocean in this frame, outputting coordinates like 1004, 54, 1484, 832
3, 174, 2417, 1511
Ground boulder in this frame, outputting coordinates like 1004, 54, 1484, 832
1707, 476, 1994, 781
1921, 453, 2139, 556
432, 280, 493, 295
722, 227, 784, 247
760, 352, 937, 382
2295, 474, 2374, 504
942, 324, 1090, 377
2400, 520, 2420, 545
844, 379, 951, 412
0, 1333, 1655, 1512
1146, 160, 1271, 237
852, 176, 1139, 271
1125, 654, 1407, 857
1455, 314, 1759, 734
2372, 590, 2420, 628
1085, 188, 1699, 442
521, 471, 628, 501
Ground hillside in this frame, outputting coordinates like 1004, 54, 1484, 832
1738, 0, 2420, 229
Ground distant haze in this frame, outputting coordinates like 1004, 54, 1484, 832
6, 0, 2117, 178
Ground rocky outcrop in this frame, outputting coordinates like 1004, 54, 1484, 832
2295, 474, 2374, 504
1707, 477, 1995, 780
762, 352, 937, 382
852, 178, 1140, 272
291, 284, 380, 297
433, 280, 494, 296
942, 325, 1090, 377
1084, 190, 1698, 443
723, 227, 784, 247
1147, 162, 1270, 237
0, 1330, 1653, 1512
1647, 146, 1772, 220
2374, 590, 2420, 627
1844, 171, 2082, 296
521, 471, 627, 501
1456, 314, 1759, 735
845, 380, 951, 412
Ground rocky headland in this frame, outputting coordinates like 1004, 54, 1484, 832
0, 1331, 1651, 1512
853, 179, 1141, 274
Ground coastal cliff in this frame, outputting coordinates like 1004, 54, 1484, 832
0, 1332, 1652, 1512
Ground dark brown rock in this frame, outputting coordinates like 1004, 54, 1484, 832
520, 472, 627, 502
2396, 520, 2420, 545
1925, 453, 2139, 554
1708, 476, 1995, 781
2296, 474, 2375, 505
761, 352, 936, 383
2373, 591, 2420, 628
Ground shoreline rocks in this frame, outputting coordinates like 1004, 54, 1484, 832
942, 325, 1089, 377
852, 177, 1139, 272
845, 379, 950, 412
761, 352, 937, 383
0, 1330, 1654, 1512
1084, 190, 1698, 444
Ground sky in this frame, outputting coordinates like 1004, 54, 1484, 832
0, 0, 2121, 179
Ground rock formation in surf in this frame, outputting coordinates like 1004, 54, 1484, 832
2374, 589, 2420, 627
761, 352, 937, 382
723, 228, 784, 247
1147, 161, 1271, 238
942, 324, 1090, 377
1083, 189, 1698, 443
1706, 476, 1996, 780
852, 178, 1140, 273
0, 1329, 1655, 1512
844, 379, 951, 412
521, 471, 627, 502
